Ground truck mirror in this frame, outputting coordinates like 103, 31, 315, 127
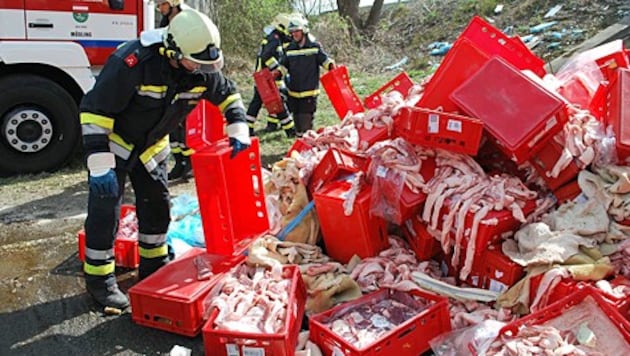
108, 0, 124, 10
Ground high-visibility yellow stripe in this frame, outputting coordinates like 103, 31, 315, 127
267, 116, 280, 124
217, 93, 242, 112
188, 86, 207, 93
139, 245, 168, 259
109, 133, 134, 151
282, 121, 295, 130
181, 148, 195, 156
140, 136, 170, 165
288, 89, 320, 98
80, 113, 114, 130
83, 261, 115, 276
287, 48, 318, 56
139, 85, 168, 93
265, 57, 278, 68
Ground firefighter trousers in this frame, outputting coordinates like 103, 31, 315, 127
83, 157, 170, 278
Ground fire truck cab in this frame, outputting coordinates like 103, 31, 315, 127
0, 0, 155, 175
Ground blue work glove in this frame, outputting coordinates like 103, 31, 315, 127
90, 169, 119, 197
87, 152, 118, 197
229, 137, 250, 159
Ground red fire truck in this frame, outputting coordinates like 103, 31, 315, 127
0, 0, 155, 175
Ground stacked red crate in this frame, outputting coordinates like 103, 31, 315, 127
451, 57, 569, 164
313, 179, 389, 264
320, 65, 364, 119
466, 244, 525, 293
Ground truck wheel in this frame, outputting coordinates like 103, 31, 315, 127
0, 74, 80, 176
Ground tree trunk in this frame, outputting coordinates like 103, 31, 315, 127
337, 0, 361, 29
364, 0, 384, 34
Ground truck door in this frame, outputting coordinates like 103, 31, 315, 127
0, 0, 27, 39
24, 0, 140, 65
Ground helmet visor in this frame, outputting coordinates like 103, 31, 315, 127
191, 55, 224, 74
188, 44, 224, 73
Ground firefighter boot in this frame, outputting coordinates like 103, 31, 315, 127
284, 127, 296, 138
264, 122, 280, 132
138, 255, 171, 280
168, 154, 192, 181
85, 274, 129, 309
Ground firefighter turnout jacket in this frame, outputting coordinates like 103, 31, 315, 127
279, 34, 334, 99
80, 38, 247, 174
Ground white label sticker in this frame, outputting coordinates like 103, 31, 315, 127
428, 114, 440, 133
470, 276, 479, 286
447, 119, 462, 133
243, 346, 265, 356
226, 344, 239, 356
376, 165, 388, 178
489, 279, 508, 293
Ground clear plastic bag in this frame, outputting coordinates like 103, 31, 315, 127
429, 320, 505, 356
368, 161, 406, 223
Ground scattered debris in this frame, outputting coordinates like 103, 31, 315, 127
544, 4, 563, 18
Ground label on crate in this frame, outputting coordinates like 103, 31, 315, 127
489, 279, 508, 293
226, 344, 239, 356
428, 114, 440, 133
447, 119, 462, 133
242, 346, 265, 356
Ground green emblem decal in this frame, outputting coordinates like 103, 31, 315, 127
73, 12, 89, 23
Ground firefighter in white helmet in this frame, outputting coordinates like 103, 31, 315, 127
245, 13, 295, 137
79, 9, 250, 310
155, 0, 185, 27
276, 13, 335, 136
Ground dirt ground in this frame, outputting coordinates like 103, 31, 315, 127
1, 1, 629, 355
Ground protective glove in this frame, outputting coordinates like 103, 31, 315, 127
229, 137, 250, 159
226, 121, 252, 159
87, 152, 118, 197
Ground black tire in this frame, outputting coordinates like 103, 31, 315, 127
0, 74, 80, 176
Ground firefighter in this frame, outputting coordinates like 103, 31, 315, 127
245, 13, 296, 137
155, 0, 194, 180
79, 9, 250, 309
156, 0, 184, 27
276, 13, 335, 137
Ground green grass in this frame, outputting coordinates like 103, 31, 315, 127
239, 70, 400, 168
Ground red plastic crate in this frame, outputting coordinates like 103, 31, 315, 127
502, 286, 630, 348
286, 138, 314, 157
442, 198, 537, 256
313, 179, 389, 264
607, 68, 630, 161
77, 204, 139, 268
191, 138, 269, 256
369, 156, 436, 225
185, 99, 227, 152
585, 39, 630, 82
129, 248, 245, 337
459, 16, 545, 77
320, 65, 365, 119
253, 68, 284, 114
418, 16, 545, 112
394, 106, 483, 155
309, 148, 369, 194
466, 244, 524, 293
528, 275, 578, 310
364, 72, 414, 109
451, 57, 569, 163
357, 126, 389, 149
418, 38, 489, 112
553, 179, 582, 204
402, 216, 442, 261
202, 265, 306, 356
529, 137, 581, 191
309, 288, 451, 356
599, 276, 630, 322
